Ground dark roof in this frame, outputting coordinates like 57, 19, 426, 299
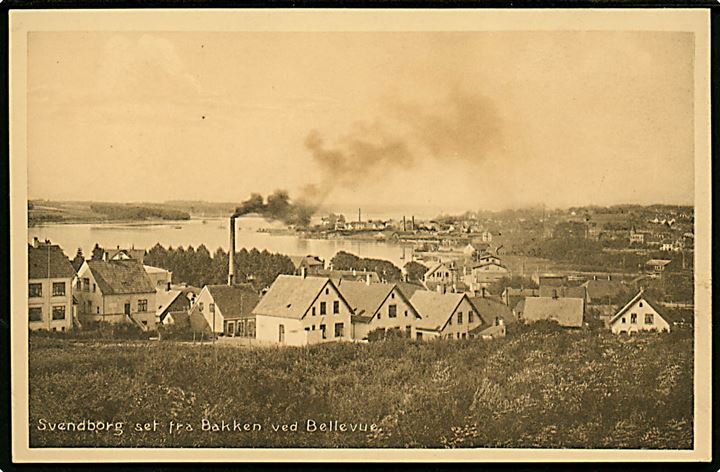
469, 296, 515, 325
206, 284, 260, 320
86, 259, 156, 295
289, 255, 324, 269
581, 280, 628, 302
539, 285, 587, 300
106, 248, 146, 262
28, 244, 76, 279
315, 269, 381, 283
522, 297, 584, 327
396, 281, 426, 299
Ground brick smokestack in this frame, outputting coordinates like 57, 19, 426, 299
228, 216, 236, 286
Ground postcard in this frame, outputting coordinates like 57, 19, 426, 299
9, 8, 711, 462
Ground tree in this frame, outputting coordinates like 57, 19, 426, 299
404, 261, 428, 282
91, 243, 104, 261
71, 248, 85, 272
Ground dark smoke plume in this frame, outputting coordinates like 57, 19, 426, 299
234, 190, 316, 227
303, 88, 503, 197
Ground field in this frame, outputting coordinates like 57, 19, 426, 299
28, 325, 693, 449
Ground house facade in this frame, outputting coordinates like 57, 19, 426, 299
28, 240, 76, 332
609, 291, 670, 334
251, 275, 354, 346
188, 284, 260, 336
337, 280, 421, 340
411, 291, 479, 341
75, 257, 157, 330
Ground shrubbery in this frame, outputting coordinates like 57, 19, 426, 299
29, 326, 692, 449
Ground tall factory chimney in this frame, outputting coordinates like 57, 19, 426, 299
228, 216, 237, 286
358, 208, 361, 223
403, 216, 406, 232
411, 216, 415, 231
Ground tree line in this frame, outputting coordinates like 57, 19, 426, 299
143, 244, 295, 290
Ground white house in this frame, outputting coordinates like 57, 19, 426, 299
336, 279, 421, 340
251, 275, 354, 346
411, 291, 480, 341
609, 290, 670, 334
75, 257, 157, 331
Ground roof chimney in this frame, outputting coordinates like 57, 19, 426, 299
366, 273, 371, 286
102, 251, 108, 262
301, 266, 307, 279
166, 281, 171, 291
33, 237, 40, 248
228, 216, 236, 286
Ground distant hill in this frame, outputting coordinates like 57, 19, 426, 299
28, 200, 192, 225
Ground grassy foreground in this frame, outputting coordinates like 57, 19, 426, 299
28, 324, 693, 449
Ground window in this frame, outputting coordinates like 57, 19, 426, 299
448, 316, 452, 326
630, 313, 637, 324
334, 323, 344, 338
52, 305, 66, 320
645, 314, 654, 324
209, 303, 215, 314
461, 333, 467, 339
456, 333, 461, 339
320, 324, 327, 339
83, 278, 90, 291
76, 279, 82, 291
29, 307, 42, 322
311, 325, 315, 330
199, 302, 204, 312
468, 311, 474, 323
96, 307, 100, 314
404, 310, 408, 317
312, 306, 316, 316
325, 288, 329, 295
388, 304, 397, 318
320, 302, 326, 315
227, 322, 235, 335
141, 320, 148, 326
391, 293, 395, 299
138, 299, 148, 312
639, 302, 644, 308
495, 317, 501, 326
333, 300, 339, 314
92, 283, 96, 293
29, 283, 42, 298
52, 282, 66, 296
238, 321, 245, 336
279, 324, 285, 342
457, 312, 463, 324
621, 317, 626, 324
248, 320, 256, 337
406, 325, 412, 337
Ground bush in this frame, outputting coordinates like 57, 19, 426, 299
28, 328, 693, 449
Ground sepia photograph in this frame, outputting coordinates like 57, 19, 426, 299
9, 8, 712, 462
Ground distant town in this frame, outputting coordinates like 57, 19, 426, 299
28, 202, 694, 344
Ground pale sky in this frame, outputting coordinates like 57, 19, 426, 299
27, 31, 695, 212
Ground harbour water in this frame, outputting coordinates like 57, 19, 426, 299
28, 217, 410, 267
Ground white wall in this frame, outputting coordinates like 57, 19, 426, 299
611, 298, 670, 334
256, 315, 306, 346
28, 277, 74, 332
